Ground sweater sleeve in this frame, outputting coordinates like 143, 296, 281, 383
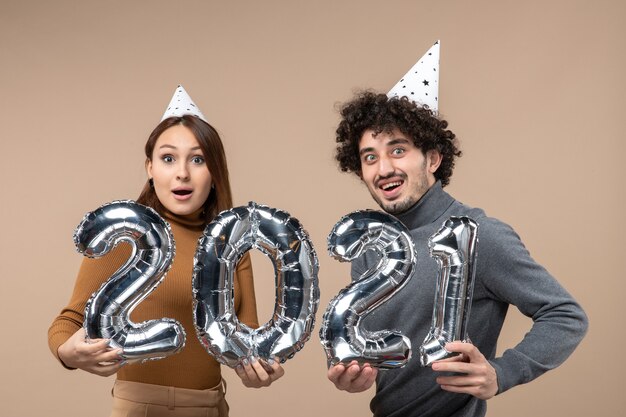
234, 252, 260, 328
47, 244, 132, 367
478, 218, 588, 393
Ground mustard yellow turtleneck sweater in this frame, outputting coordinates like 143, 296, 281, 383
48, 208, 259, 389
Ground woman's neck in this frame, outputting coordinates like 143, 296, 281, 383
160, 207, 205, 231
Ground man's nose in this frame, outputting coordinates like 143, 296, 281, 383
377, 156, 394, 176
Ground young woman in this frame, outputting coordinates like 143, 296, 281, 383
48, 87, 283, 417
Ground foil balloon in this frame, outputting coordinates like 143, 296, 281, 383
75, 200, 185, 363
419, 216, 478, 366
192, 202, 319, 367
320, 210, 416, 369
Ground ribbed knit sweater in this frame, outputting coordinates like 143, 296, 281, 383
355, 182, 588, 417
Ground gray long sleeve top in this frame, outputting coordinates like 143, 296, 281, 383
353, 182, 588, 417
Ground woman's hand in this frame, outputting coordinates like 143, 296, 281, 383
234, 356, 285, 388
57, 328, 125, 377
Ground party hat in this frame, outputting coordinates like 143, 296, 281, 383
387, 40, 440, 113
161, 85, 207, 123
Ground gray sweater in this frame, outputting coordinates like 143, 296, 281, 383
353, 182, 588, 417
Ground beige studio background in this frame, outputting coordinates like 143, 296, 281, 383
1, 1, 624, 416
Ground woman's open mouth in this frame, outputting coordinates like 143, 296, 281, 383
172, 188, 193, 201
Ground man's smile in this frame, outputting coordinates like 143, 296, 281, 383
376, 175, 406, 199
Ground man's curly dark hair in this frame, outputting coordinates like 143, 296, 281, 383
335, 91, 461, 187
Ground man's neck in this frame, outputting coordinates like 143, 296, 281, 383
394, 182, 455, 230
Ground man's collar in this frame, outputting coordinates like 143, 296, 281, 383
395, 181, 455, 230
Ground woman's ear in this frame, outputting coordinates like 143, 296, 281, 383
145, 159, 153, 178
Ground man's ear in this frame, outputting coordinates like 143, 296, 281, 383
426, 150, 442, 174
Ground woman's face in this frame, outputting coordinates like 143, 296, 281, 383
146, 124, 212, 216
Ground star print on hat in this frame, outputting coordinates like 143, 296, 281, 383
161, 85, 208, 123
387, 40, 440, 113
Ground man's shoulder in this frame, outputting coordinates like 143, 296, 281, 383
447, 199, 516, 238
446, 198, 489, 223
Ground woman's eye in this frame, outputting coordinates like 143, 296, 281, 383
191, 156, 205, 164
162, 155, 174, 163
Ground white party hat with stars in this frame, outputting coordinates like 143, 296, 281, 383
387, 40, 440, 113
161, 85, 207, 123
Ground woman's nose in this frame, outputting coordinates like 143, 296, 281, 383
176, 163, 190, 180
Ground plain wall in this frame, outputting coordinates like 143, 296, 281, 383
1, 1, 624, 416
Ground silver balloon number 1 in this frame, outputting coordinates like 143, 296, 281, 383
320, 211, 417, 369
192, 202, 319, 367
420, 216, 478, 366
75, 201, 186, 363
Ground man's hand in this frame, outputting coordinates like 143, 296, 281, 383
431, 342, 498, 400
57, 328, 124, 377
234, 356, 285, 388
327, 361, 378, 393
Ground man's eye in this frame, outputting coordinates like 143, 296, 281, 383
363, 154, 376, 162
392, 148, 405, 155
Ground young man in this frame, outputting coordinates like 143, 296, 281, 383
327, 91, 588, 417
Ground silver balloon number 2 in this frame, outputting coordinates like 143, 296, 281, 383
193, 202, 319, 367
75, 201, 185, 363
320, 211, 417, 368
420, 216, 478, 366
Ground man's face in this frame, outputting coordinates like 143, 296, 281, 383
359, 128, 440, 214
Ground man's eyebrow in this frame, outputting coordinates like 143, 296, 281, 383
359, 147, 375, 156
387, 138, 411, 146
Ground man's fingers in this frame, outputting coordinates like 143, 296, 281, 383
337, 363, 362, 389
434, 343, 498, 400
437, 374, 484, 387
327, 364, 347, 384
432, 360, 473, 374
350, 365, 378, 392
435, 352, 466, 363
445, 342, 483, 362
331, 363, 377, 392
439, 383, 479, 395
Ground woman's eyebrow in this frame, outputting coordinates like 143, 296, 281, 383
158, 144, 177, 150
157, 144, 202, 151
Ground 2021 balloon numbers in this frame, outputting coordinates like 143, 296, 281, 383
75, 201, 476, 369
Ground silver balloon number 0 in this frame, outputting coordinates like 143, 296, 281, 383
419, 216, 478, 366
75, 200, 185, 363
320, 210, 417, 368
192, 202, 319, 368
